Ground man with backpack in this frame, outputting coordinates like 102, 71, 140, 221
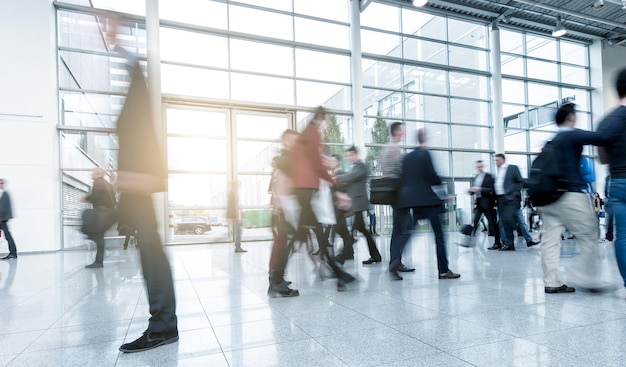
534, 103, 608, 293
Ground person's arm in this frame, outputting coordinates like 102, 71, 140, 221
337, 162, 367, 185
598, 146, 609, 164
424, 151, 442, 186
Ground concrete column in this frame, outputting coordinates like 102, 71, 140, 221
490, 25, 504, 155
349, 0, 365, 152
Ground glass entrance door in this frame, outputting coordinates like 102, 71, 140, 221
165, 105, 291, 244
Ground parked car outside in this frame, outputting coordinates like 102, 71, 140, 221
173, 216, 212, 235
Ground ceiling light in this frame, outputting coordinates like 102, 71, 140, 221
552, 16, 567, 37
412, 0, 428, 7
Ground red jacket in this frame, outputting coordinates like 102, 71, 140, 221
292, 122, 333, 189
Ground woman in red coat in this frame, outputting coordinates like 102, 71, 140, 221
292, 107, 355, 292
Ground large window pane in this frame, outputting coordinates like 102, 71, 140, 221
362, 30, 402, 57
450, 99, 489, 125
402, 38, 446, 64
504, 130, 527, 152
294, 0, 348, 23
447, 19, 487, 48
504, 104, 527, 129
238, 174, 273, 207
429, 150, 450, 177
168, 174, 227, 207
404, 66, 447, 95
504, 154, 528, 178
167, 137, 227, 171
62, 131, 117, 170
406, 94, 448, 122
295, 49, 350, 83
160, 28, 228, 68
449, 45, 487, 71
238, 0, 292, 11
237, 141, 280, 171
361, 2, 400, 32
231, 40, 293, 77
159, 0, 227, 29
501, 55, 524, 76
402, 10, 446, 40
231, 73, 294, 105
560, 41, 588, 66
452, 152, 491, 177
529, 131, 554, 153
500, 30, 523, 54
528, 106, 557, 128
421, 122, 449, 148
236, 114, 288, 140
527, 59, 558, 82
295, 18, 349, 49
366, 89, 403, 119
229, 5, 293, 40
527, 83, 558, 106
61, 91, 122, 128
166, 108, 226, 137
562, 88, 590, 112
297, 81, 351, 110
449, 72, 488, 100
451, 125, 490, 149
502, 79, 525, 104
161, 64, 229, 99
363, 60, 402, 89
526, 35, 557, 60
561, 64, 588, 86
59, 51, 124, 93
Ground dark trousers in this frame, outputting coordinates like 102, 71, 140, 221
269, 213, 295, 284
88, 233, 105, 264
0, 220, 17, 255
332, 209, 354, 257
497, 197, 518, 247
369, 213, 377, 234
351, 211, 381, 260
118, 193, 177, 333
389, 206, 409, 267
294, 188, 344, 277
471, 203, 501, 245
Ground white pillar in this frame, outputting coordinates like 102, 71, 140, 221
490, 25, 504, 155
349, 0, 365, 153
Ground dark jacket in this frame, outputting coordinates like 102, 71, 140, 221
336, 160, 369, 212
0, 191, 13, 221
499, 165, 523, 203
553, 129, 608, 192
398, 147, 443, 209
85, 178, 115, 209
471, 173, 496, 210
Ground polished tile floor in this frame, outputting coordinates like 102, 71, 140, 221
1, 231, 625, 367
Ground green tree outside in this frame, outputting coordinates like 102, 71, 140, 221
321, 114, 345, 158
365, 111, 389, 175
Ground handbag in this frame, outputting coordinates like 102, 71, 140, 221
81, 207, 116, 235
334, 191, 352, 211
311, 181, 336, 225
370, 176, 400, 205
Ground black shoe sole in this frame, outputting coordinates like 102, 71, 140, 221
119, 336, 179, 353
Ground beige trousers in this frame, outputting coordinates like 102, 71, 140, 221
539, 192, 599, 287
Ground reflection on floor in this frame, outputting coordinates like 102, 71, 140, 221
1, 232, 625, 367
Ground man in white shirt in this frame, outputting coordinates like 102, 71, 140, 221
493, 154, 523, 251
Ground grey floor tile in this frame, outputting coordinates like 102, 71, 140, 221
0, 355, 17, 367
208, 304, 286, 327
289, 308, 383, 337
212, 318, 310, 351
355, 301, 443, 325
315, 326, 441, 367
376, 352, 475, 367
0, 331, 43, 356
24, 321, 131, 352
224, 339, 348, 367
457, 307, 577, 337
7, 340, 122, 367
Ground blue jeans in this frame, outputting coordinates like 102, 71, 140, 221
499, 208, 533, 244
609, 178, 626, 288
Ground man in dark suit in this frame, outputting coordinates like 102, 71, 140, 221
0, 179, 18, 260
467, 160, 501, 248
389, 129, 460, 280
84, 168, 116, 268
336, 146, 382, 264
493, 153, 523, 251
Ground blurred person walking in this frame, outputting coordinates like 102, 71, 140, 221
597, 68, 626, 292
0, 179, 17, 260
83, 167, 116, 268
381, 122, 415, 273
109, 27, 178, 352
267, 129, 299, 297
492, 154, 524, 251
467, 160, 500, 248
389, 129, 460, 280
537, 103, 609, 293
228, 180, 246, 253
292, 107, 355, 292
335, 146, 382, 265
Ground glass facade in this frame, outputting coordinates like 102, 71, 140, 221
55, 0, 594, 245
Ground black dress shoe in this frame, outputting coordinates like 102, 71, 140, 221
526, 241, 540, 247
362, 257, 382, 265
119, 330, 179, 353
1, 254, 17, 260
85, 262, 103, 268
398, 264, 416, 272
544, 284, 575, 293
499, 245, 515, 251
389, 269, 403, 280
268, 283, 299, 298
334, 255, 345, 266
487, 243, 502, 250
438, 270, 461, 279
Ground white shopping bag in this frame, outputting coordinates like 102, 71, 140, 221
311, 181, 336, 225
279, 194, 300, 229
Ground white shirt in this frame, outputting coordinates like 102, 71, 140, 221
494, 164, 509, 196
474, 172, 485, 198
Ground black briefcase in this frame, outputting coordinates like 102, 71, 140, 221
460, 224, 473, 236
370, 176, 400, 205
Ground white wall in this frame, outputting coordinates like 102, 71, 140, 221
0, 0, 61, 252
602, 44, 626, 112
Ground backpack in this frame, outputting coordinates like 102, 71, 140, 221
527, 137, 568, 206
